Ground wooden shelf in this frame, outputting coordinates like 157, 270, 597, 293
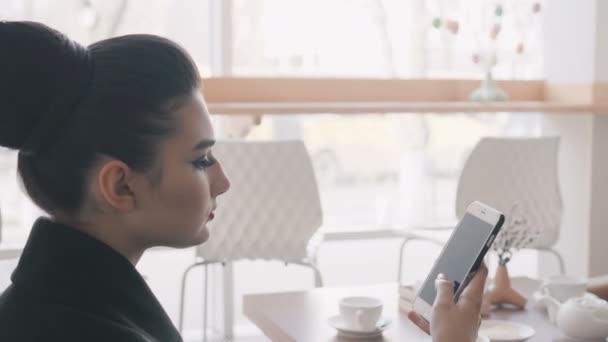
208, 101, 594, 115
201, 78, 603, 115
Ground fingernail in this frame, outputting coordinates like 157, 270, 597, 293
437, 273, 446, 280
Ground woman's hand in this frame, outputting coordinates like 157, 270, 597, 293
588, 281, 608, 301
408, 264, 488, 342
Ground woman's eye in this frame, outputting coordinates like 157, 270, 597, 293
192, 155, 216, 170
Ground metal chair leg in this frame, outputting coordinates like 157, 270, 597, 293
396, 238, 566, 285
313, 266, 323, 288
397, 236, 412, 284
539, 247, 566, 275
180, 258, 323, 340
397, 234, 445, 283
179, 263, 198, 332
203, 265, 208, 342
178, 260, 218, 336
292, 261, 324, 287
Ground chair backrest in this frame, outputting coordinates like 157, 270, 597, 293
196, 140, 323, 262
455, 137, 562, 248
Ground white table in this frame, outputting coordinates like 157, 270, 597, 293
243, 277, 600, 342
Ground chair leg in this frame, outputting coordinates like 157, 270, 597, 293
178, 261, 217, 337
397, 237, 411, 284
541, 247, 566, 275
310, 256, 324, 287
291, 261, 324, 287
203, 265, 208, 342
311, 264, 323, 287
179, 264, 195, 332
222, 262, 234, 340
397, 235, 445, 283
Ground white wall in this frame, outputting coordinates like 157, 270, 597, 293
540, 115, 592, 276
588, 0, 608, 277
590, 116, 608, 276
541, 0, 608, 277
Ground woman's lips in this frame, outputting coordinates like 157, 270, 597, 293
208, 212, 215, 221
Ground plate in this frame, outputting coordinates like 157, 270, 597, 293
479, 320, 535, 342
477, 334, 490, 342
328, 315, 391, 338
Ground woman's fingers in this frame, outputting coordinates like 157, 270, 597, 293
459, 263, 489, 312
434, 273, 455, 307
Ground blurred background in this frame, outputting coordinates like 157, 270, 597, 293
3, 1, 597, 341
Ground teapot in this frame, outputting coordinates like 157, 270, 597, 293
540, 293, 608, 340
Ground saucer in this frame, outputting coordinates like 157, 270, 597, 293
479, 320, 535, 342
328, 315, 391, 338
477, 335, 490, 342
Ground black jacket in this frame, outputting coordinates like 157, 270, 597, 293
0, 218, 182, 342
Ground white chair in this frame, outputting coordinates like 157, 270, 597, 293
397, 137, 565, 282
178, 140, 324, 340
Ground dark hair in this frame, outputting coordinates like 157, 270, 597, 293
0, 21, 201, 216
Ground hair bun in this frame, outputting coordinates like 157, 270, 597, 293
0, 21, 91, 153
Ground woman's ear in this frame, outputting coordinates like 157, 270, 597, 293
96, 160, 137, 212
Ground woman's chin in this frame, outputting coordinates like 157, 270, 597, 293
194, 225, 210, 244
170, 226, 210, 248
160, 222, 211, 248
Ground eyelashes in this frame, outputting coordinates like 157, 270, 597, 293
192, 154, 216, 170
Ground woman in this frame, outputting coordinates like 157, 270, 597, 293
0, 21, 485, 341
589, 281, 608, 300
409, 267, 488, 342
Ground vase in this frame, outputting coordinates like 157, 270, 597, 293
489, 263, 527, 309
469, 71, 509, 102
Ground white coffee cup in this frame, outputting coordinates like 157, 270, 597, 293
541, 275, 587, 302
339, 296, 383, 332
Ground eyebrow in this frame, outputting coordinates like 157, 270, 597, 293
193, 139, 216, 151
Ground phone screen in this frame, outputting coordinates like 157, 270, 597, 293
418, 213, 495, 304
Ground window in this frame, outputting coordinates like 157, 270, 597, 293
231, 0, 543, 79
1, 1, 546, 339
225, 0, 545, 231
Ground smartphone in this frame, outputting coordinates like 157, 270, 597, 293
413, 201, 505, 322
